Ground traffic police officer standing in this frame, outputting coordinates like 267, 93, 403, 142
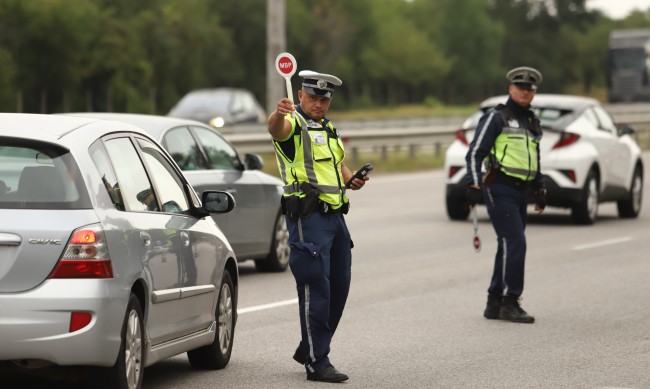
268, 70, 368, 382
465, 66, 547, 324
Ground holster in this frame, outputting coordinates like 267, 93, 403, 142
299, 182, 320, 218
280, 183, 321, 221
483, 155, 500, 187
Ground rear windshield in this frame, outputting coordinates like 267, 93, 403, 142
0, 138, 91, 209
465, 106, 574, 129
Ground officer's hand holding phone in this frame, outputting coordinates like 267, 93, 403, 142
346, 163, 373, 189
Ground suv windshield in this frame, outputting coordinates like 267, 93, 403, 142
465, 106, 574, 129
0, 139, 91, 209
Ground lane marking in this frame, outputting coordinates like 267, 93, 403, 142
238, 298, 298, 314
572, 237, 633, 251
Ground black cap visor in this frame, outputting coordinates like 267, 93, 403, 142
304, 87, 333, 99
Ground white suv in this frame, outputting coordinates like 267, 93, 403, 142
444, 94, 644, 224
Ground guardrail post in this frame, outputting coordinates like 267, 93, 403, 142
381, 145, 388, 161
435, 142, 441, 157
409, 144, 417, 158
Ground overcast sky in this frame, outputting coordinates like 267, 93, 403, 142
586, 0, 650, 19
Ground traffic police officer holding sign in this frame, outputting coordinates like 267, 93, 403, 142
465, 66, 546, 324
268, 70, 368, 382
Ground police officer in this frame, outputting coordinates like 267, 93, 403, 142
465, 66, 547, 324
268, 70, 368, 382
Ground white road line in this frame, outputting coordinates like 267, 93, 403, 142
572, 237, 634, 251
238, 298, 298, 314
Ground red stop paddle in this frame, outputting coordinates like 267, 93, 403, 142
472, 207, 481, 253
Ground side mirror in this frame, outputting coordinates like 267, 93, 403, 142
202, 191, 236, 214
617, 125, 635, 137
244, 153, 264, 170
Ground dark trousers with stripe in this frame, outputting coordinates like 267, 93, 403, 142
286, 211, 352, 372
484, 182, 528, 297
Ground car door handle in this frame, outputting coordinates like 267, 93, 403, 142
180, 231, 190, 247
0, 232, 21, 246
140, 231, 151, 246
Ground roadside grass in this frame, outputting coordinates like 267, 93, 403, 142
328, 103, 476, 121
259, 150, 446, 179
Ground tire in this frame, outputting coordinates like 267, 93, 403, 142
254, 211, 289, 272
446, 194, 470, 220
617, 164, 643, 218
96, 293, 144, 389
187, 271, 236, 370
571, 169, 599, 225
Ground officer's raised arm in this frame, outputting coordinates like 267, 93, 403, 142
268, 98, 294, 141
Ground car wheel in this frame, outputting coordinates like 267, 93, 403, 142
255, 211, 289, 272
96, 293, 144, 389
571, 169, 599, 225
187, 271, 235, 370
446, 194, 470, 220
617, 164, 643, 218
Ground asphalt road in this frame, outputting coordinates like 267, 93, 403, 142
7, 152, 650, 389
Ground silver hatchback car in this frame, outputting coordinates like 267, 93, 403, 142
66, 113, 289, 272
0, 113, 239, 388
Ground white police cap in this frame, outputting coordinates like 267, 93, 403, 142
299, 70, 342, 99
506, 66, 543, 90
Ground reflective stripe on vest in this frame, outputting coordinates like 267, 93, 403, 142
273, 112, 347, 207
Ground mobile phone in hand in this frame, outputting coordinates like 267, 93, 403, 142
345, 163, 373, 188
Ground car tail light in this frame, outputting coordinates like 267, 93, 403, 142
552, 132, 580, 149
49, 224, 113, 279
448, 166, 463, 178
69, 312, 92, 332
455, 130, 469, 146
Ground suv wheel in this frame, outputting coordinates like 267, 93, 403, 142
572, 169, 599, 225
446, 194, 470, 220
617, 164, 643, 218
187, 271, 235, 370
255, 212, 289, 272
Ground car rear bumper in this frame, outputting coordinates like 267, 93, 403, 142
0, 279, 127, 367
445, 174, 583, 208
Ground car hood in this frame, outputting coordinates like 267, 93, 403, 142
0, 210, 99, 293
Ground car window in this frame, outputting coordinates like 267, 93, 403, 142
89, 140, 126, 211
591, 106, 617, 135
163, 126, 206, 171
103, 137, 160, 212
136, 138, 190, 214
0, 140, 89, 209
581, 108, 600, 128
191, 126, 243, 170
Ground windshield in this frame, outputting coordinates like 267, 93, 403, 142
609, 48, 647, 71
173, 91, 231, 113
0, 139, 91, 209
465, 107, 573, 129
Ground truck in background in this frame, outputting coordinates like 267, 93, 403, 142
607, 28, 650, 103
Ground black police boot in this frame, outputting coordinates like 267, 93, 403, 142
499, 296, 535, 323
307, 364, 349, 383
483, 294, 502, 320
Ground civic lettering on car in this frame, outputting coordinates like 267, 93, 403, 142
28, 238, 62, 245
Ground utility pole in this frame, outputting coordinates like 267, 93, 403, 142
267, 0, 286, 115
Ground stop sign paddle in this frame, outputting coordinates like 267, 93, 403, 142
275, 52, 297, 116
472, 207, 481, 253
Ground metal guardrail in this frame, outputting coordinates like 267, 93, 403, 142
222, 110, 650, 156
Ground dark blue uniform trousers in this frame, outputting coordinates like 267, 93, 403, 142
285, 211, 352, 373
483, 183, 528, 297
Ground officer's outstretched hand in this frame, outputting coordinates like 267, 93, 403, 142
466, 186, 482, 208
534, 188, 546, 214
